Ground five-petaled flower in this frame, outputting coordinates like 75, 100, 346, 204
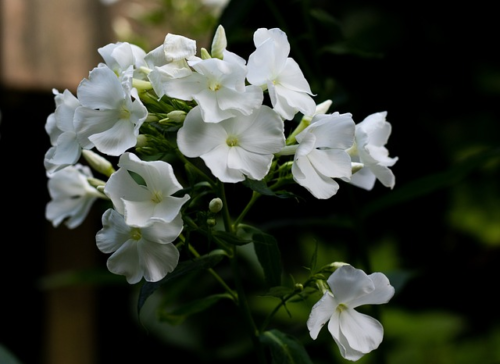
307, 265, 395, 361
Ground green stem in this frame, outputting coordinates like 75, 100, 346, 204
286, 118, 311, 145
187, 243, 238, 301
231, 252, 268, 364
233, 191, 261, 228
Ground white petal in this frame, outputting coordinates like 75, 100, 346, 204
350, 272, 395, 307
349, 167, 377, 190
307, 113, 355, 149
201, 144, 244, 183
328, 312, 366, 361
96, 208, 131, 254
177, 106, 228, 157
307, 291, 336, 339
139, 241, 180, 282
307, 149, 352, 180
194, 88, 235, 123
339, 308, 384, 356
278, 58, 313, 94
104, 167, 151, 215
77, 65, 125, 109
227, 147, 272, 181
106, 240, 143, 284
292, 156, 340, 199
163, 33, 197, 63
327, 265, 375, 304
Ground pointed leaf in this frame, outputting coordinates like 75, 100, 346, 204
253, 232, 282, 288
260, 329, 313, 364
137, 249, 226, 314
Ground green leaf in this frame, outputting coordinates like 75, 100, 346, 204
261, 285, 296, 298
242, 178, 296, 199
157, 293, 233, 325
260, 329, 313, 364
361, 147, 500, 218
212, 230, 253, 246
253, 232, 282, 288
137, 250, 226, 314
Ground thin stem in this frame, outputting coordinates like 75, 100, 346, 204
231, 252, 267, 364
233, 191, 261, 228
187, 243, 238, 301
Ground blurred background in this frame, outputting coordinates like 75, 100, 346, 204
1, 0, 499, 363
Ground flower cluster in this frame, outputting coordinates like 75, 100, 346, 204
44, 25, 397, 362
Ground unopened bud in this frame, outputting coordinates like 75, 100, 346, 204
209, 197, 223, 213
136, 134, 149, 148
166, 110, 186, 123
211, 25, 227, 60
200, 47, 211, 60
82, 149, 115, 177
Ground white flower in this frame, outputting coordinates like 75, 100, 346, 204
98, 41, 147, 81
74, 64, 148, 156
145, 33, 197, 79
292, 112, 355, 199
46, 164, 104, 229
96, 208, 182, 284
246, 28, 316, 120
44, 89, 83, 176
348, 111, 398, 190
307, 265, 395, 361
151, 57, 263, 124
104, 152, 190, 227
177, 105, 285, 183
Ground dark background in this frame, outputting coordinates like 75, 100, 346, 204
1, 0, 499, 363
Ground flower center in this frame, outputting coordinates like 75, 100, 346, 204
130, 227, 142, 241
336, 303, 348, 313
226, 135, 239, 147
151, 190, 163, 203
209, 81, 221, 92
120, 105, 131, 120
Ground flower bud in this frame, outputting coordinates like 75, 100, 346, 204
211, 25, 227, 60
209, 197, 223, 213
81, 149, 115, 177
200, 47, 211, 60
136, 134, 149, 148
166, 110, 186, 123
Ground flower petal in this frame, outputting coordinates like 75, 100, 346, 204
307, 291, 336, 340
177, 106, 227, 157
327, 265, 375, 304
350, 272, 395, 307
339, 308, 384, 356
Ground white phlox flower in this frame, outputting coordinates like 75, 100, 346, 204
177, 105, 285, 183
104, 152, 190, 227
96, 208, 182, 284
151, 57, 263, 124
292, 112, 355, 199
348, 111, 398, 190
146, 33, 198, 81
74, 64, 148, 156
44, 89, 84, 176
307, 265, 395, 361
46, 164, 104, 229
246, 28, 316, 120
98, 41, 147, 81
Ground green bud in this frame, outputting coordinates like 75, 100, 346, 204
136, 134, 149, 148
81, 150, 115, 177
166, 110, 186, 123
200, 48, 211, 60
211, 25, 227, 60
207, 218, 216, 227
209, 197, 223, 213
